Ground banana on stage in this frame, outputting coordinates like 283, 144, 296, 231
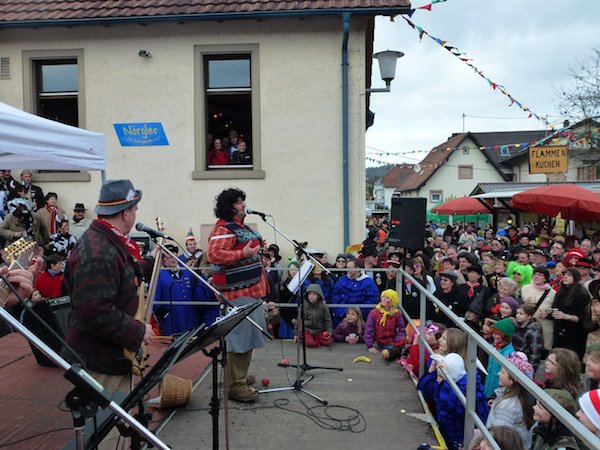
352, 355, 372, 364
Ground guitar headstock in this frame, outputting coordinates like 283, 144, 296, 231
155, 217, 164, 232
0, 239, 41, 307
2, 238, 41, 268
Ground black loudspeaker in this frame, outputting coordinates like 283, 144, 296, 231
389, 197, 426, 248
22, 296, 70, 367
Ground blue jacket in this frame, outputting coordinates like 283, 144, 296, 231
434, 374, 489, 450
331, 273, 380, 326
153, 268, 201, 336
484, 342, 515, 398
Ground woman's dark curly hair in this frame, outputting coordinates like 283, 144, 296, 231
214, 188, 246, 220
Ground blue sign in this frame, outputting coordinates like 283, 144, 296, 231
113, 122, 169, 146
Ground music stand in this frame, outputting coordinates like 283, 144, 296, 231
259, 257, 342, 405
87, 301, 261, 450
178, 300, 262, 450
78, 324, 203, 450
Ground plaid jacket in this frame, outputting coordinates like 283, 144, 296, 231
513, 319, 544, 370
63, 220, 150, 374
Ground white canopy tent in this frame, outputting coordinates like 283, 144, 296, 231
0, 101, 105, 172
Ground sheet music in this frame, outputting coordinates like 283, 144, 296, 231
286, 260, 314, 295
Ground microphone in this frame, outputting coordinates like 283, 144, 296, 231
246, 208, 271, 219
135, 222, 174, 240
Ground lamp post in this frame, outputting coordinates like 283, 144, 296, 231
367, 50, 404, 93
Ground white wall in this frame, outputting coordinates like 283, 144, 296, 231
0, 16, 371, 258
418, 137, 505, 209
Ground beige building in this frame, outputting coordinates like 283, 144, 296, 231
0, 1, 411, 256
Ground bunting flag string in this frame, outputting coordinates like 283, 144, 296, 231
400, 15, 549, 126
366, 127, 600, 169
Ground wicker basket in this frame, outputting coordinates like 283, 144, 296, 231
157, 374, 192, 409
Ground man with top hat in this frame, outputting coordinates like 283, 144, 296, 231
62, 179, 154, 449
207, 188, 268, 403
69, 202, 92, 240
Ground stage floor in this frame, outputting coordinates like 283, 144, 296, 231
156, 340, 437, 449
0, 332, 211, 450
0, 333, 436, 449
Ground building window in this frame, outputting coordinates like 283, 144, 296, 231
35, 59, 78, 127
462, 146, 469, 155
577, 164, 600, 181
430, 190, 443, 203
458, 165, 473, 179
193, 44, 264, 180
22, 49, 89, 182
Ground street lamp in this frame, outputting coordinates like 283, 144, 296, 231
367, 50, 404, 93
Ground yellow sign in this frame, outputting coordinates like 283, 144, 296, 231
529, 146, 568, 174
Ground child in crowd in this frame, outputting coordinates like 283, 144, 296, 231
479, 315, 498, 368
485, 352, 535, 449
584, 342, 600, 391
474, 426, 525, 450
33, 253, 65, 299
434, 353, 489, 450
577, 389, 600, 439
498, 296, 519, 319
513, 304, 544, 371
364, 289, 405, 360
485, 318, 516, 399
464, 298, 484, 335
531, 389, 581, 450
417, 328, 468, 412
543, 348, 582, 399
333, 307, 364, 344
299, 284, 333, 347
404, 322, 447, 377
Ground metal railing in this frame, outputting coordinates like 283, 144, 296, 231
396, 267, 600, 450
151, 264, 600, 449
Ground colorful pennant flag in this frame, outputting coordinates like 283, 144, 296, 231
400, 15, 549, 126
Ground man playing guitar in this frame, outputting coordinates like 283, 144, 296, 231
62, 179, 154, 450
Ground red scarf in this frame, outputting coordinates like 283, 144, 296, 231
96, 218, 142, 261
466, 281, 480, 298
46, 205, 58, 234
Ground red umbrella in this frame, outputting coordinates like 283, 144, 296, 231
431, 196, 492, 215
512, 184, 600, 222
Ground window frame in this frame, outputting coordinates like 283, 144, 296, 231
458, 165, 474, 180
430, 190, 443, 204
22, 49, 90, 182
193, 44, 264, 180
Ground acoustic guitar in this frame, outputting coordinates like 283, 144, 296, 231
124, 218, 164, 376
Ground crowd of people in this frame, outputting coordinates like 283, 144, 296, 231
230, 217, 600, 449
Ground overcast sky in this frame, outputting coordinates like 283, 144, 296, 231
366, 0, 599, 167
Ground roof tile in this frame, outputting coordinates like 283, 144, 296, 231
0, 1, 411, 23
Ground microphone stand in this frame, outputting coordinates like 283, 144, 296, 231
147, 238, 272, 340
253, 215, 342, 405
0, 279, 170, 450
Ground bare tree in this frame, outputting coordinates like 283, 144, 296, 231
558, 46, 600, 154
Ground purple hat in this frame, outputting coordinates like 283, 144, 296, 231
500, 296, 519, 316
